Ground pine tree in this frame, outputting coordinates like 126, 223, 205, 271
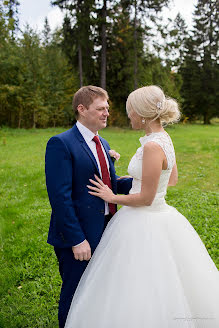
3, 0, 20, 39
181, 0, 219, 124
41, 25, 77, 127
51, 0, 95, 87
100, 0, 107, 89
43, 17, 51, 46
18, 26, 43, 128
0, 1, 22, 127
106, 3, 144, 125
159, 13, 188, 68
180, 38, 201, 121
120, 0, 170, 89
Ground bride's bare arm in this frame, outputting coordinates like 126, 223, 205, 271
88, 142, 165, 207
168, 163, 178, 186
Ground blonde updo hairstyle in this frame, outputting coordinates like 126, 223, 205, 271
126, 85, 181, 126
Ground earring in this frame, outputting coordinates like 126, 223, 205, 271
142, 118, 146, 124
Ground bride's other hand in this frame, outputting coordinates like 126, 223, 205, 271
87, 175, 116, 203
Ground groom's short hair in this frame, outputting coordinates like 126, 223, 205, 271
73, 85, 109, 119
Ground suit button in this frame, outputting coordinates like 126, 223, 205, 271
60, 232, 65, 240
100, 209, 104, 214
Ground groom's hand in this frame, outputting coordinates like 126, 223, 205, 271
72, 240, 91, 261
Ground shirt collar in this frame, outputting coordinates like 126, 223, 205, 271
76, 121, 98, 143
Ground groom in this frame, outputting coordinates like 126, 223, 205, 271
45, 85, 132, 328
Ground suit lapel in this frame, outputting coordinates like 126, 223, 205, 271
72, 125, 101, 175
72, 125, 116, 192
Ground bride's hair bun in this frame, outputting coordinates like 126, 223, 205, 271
160, 97, 181, 124
126, 85, 181, 125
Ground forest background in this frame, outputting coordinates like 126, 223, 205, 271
0, 1, 219, 326
0, 0, 218, 129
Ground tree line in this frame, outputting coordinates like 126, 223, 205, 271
0, 0, 218, 128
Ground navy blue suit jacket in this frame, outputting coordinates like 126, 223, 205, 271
45, 125, 132, 250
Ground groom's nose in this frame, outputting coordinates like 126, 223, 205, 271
103, 108, 109, 116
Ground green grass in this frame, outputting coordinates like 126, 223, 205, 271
0, 124, 218, 327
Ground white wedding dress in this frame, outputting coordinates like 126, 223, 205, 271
65, 132, 219, 328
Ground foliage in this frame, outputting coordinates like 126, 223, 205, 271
0, 8, 77, 128
180, 0, 219, 124
155, 13, 188, 68
0, 125, 218, 327
52, 0, 96, 86
0, 0, 218, 127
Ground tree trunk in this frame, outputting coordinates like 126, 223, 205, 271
11, 111, 16, 127
33, 108, 36, 128
203, 112, 211, 124
100, 0, 107, 89
133, 0, 138, 90
78, 44, 83, 87
18, 108, 22, 128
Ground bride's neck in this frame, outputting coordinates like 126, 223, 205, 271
144, 120, 164, 135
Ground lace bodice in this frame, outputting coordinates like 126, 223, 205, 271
127, 132, 175, 207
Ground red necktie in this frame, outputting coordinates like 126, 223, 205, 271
93, 136, 116, 215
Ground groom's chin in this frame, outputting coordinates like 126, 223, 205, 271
101, 121, 107, 128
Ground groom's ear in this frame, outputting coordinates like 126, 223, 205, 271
77, 104, 86, 117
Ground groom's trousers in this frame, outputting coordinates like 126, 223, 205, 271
54, 247, 88, 328
54, 214, 111, 328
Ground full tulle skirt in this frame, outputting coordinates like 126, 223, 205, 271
65, 203, 219, 328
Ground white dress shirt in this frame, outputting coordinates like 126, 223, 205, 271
76, 121, 110, 189
74, 121, 111, 247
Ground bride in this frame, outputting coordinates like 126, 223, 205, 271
65, 85, 219, 328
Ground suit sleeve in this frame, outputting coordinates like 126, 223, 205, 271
116, 175, 133, 195
45, 136, 86, 247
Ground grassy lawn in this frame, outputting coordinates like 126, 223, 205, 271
0, 124, 218, 327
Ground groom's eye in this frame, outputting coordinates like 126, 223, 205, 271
96, 107, 110, 112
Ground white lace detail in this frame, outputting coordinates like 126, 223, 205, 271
134, 132, 175, 170
127, 132, 176, 208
